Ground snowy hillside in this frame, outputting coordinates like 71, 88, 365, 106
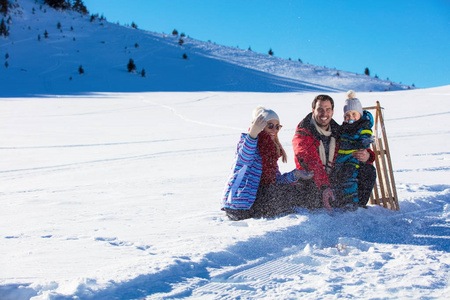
0, 0, 411, 97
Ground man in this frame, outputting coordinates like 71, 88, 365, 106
292, 94, 376, 211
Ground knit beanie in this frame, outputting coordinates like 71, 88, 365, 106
343, 90, 363, 117
252, 106, 279, 122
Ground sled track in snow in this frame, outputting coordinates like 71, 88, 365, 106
0, 134, 233, 150
190, 255, 318, 299
0, 146, 225, 178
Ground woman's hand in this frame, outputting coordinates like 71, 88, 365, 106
248, 114, 267, 139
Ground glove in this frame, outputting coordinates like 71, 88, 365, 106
361, 136, 375, 147
248, 113, 267, 139
294, 169, 314, 180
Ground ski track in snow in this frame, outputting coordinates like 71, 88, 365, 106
0, 146, 225, 179
142, 97, 242, 131
0, 137, 226, 150
387, 111, 450, 121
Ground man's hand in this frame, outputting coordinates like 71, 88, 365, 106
322, 187, 335, 211
352, 149, 370, 163
294, 169, 314, 180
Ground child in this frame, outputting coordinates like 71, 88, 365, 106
334, 90, 374, 209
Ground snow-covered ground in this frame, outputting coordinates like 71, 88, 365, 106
1, 87, 449, 299
1, 1, 449, 299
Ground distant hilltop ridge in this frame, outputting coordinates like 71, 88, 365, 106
0, 0, 412, 96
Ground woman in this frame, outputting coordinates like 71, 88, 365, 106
221, 106, 313, 221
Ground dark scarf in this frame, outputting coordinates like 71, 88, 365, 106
257, 131, 281, 186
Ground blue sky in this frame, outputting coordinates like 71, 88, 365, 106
83, 0, 449, 88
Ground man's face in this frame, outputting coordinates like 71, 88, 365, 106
312, 100, 334, 129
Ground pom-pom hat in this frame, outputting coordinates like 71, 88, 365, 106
343, 90, 363, 117
252, 106, 279, 122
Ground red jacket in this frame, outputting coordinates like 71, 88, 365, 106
292, 113, 340, 190
292, 113, 375, 191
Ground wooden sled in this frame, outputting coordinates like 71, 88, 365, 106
363, 101, 400, 210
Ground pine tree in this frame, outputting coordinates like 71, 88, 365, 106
127, 59, 136, 72
44, 0, 71, 10
0, 18, 5, 35
172, 29, 178, 36
268, 49, 274, 56
0, 18, 8, 37
72, 0, 88, 14
0, 0, 8, 16
364, 67, 370, 76
78, 65, 84, 74
141, 69, 146, 77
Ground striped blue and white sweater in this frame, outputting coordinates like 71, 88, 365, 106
221, 133, 299, 210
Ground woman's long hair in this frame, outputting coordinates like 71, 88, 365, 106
273, 135, 287, 163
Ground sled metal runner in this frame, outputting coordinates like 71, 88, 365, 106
363, 101, 399, 210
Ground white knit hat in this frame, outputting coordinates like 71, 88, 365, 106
343, 90, 363, 117
252, 106, 279, 121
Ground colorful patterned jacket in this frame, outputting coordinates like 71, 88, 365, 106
334, 110, 374, 204
221, 133, 299, 210
335, 110, 374, 165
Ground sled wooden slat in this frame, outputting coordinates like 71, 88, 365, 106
371, 139, 384, 206
378, 103, 399, 209
378, 138, 395, 208
363, 101, 399, 210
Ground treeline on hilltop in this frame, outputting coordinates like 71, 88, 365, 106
43, 0, 88, 14
0, 0, 88, 16
1, 0, 88, 37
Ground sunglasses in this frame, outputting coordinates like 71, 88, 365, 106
267, 123, 282, 130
